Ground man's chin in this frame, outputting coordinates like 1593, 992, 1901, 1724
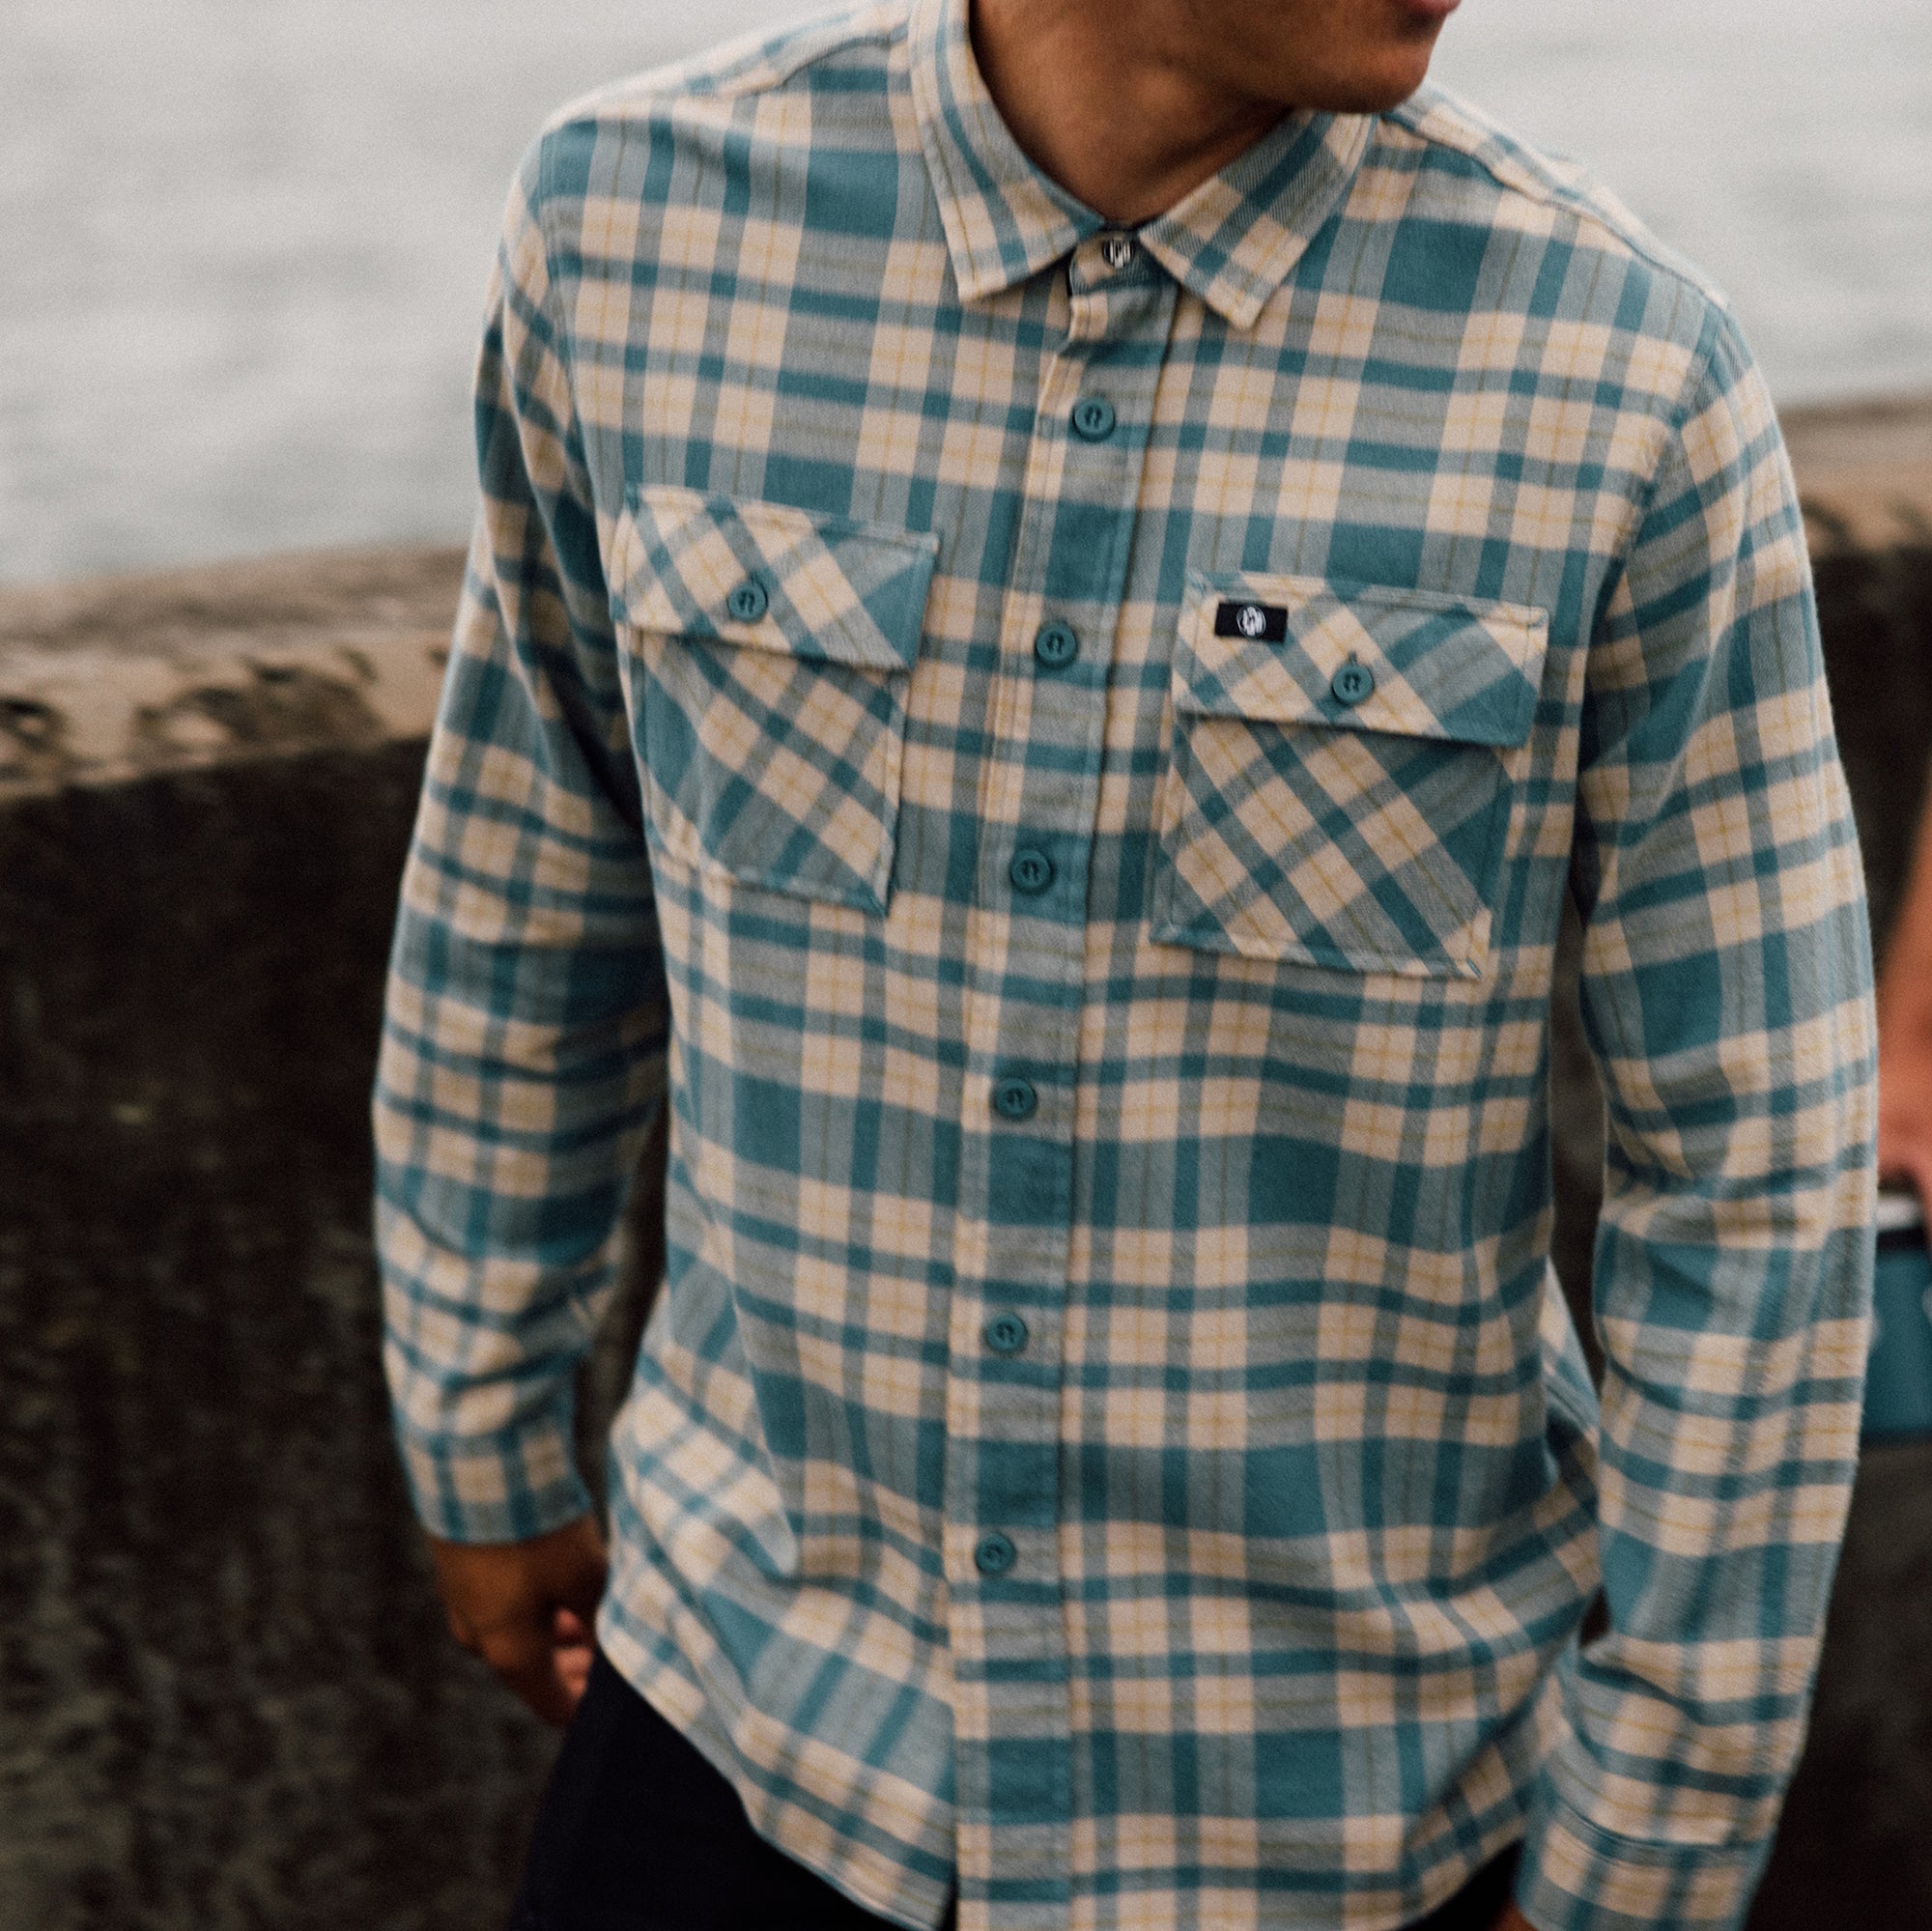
1291, 43, 1442, 116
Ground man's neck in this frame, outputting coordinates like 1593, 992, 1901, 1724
969, 0, 1287, 226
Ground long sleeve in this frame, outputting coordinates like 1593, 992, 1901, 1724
1517, 307, 1878, 1930
372, 146, 668, 1545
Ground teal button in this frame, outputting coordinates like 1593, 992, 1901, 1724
725, 579, 769, 623
991, 1077, 1037, 1122
1070, 396, 1117, 441
1034, 622, 1079, 669
1330, 658, 1375, 707
1009, 848, 1055, 895
974, 1532, 1017, 1576
983, 1313, 1030, 1356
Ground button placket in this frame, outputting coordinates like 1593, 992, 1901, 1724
941, 263, 1178, 1900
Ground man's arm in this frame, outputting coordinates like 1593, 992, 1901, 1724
373, 139, 668, 1720
1877, 766, 1932, 1208
1515, 307, 1877, 1931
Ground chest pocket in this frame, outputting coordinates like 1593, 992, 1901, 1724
609, 487, 939, 914
1151, 572, 1548, 980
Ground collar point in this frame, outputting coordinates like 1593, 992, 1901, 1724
1216, 290, 1274, 333
948, 258, 1023, 306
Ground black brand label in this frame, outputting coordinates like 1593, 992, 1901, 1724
1212, 600, 1289, 643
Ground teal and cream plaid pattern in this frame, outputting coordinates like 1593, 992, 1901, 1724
373, 3, 1877, 1926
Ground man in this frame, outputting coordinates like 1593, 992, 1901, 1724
373, 1, 1878, 1926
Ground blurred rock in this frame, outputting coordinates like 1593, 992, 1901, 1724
0, 547, 661, 1930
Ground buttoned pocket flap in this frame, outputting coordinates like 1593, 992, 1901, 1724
611, 486, 939, 670
1176, 572, 1548, 746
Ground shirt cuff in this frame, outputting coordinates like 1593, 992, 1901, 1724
1517, 1788, 1775, 1931
391, 1401, 595, 1545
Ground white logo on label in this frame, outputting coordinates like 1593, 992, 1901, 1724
1236, 604, 1267, 639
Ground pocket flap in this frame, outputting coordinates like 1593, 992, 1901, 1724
1176, 572, 1548, 748
610, 486, 939, 671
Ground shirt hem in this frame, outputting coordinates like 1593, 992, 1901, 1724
593, 1614, 955, 1931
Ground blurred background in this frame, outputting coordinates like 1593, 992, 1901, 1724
2, 0, 1930, 584
2, 4, 1930, 1929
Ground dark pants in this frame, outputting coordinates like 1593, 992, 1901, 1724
509, 1650, 1521, 1931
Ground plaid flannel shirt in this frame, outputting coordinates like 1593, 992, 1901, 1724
373, 3, 1878, 1926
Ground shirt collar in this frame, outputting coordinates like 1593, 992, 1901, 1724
908, 0, 1377, 329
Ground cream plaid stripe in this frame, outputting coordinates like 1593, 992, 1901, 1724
373, 3, 1876, 1927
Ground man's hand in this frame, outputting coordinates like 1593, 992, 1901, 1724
1878, 785, 1932, 1213
1489, 1904, 1538, 1931
1878, 997, 1932, 1210
425, 1514, 609, 1728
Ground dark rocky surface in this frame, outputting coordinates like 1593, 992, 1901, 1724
0, 749, 535, 1928
0, 484, 1927, 1925
0, 740, 667, 1929
1750, 1439, 1932, 1931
